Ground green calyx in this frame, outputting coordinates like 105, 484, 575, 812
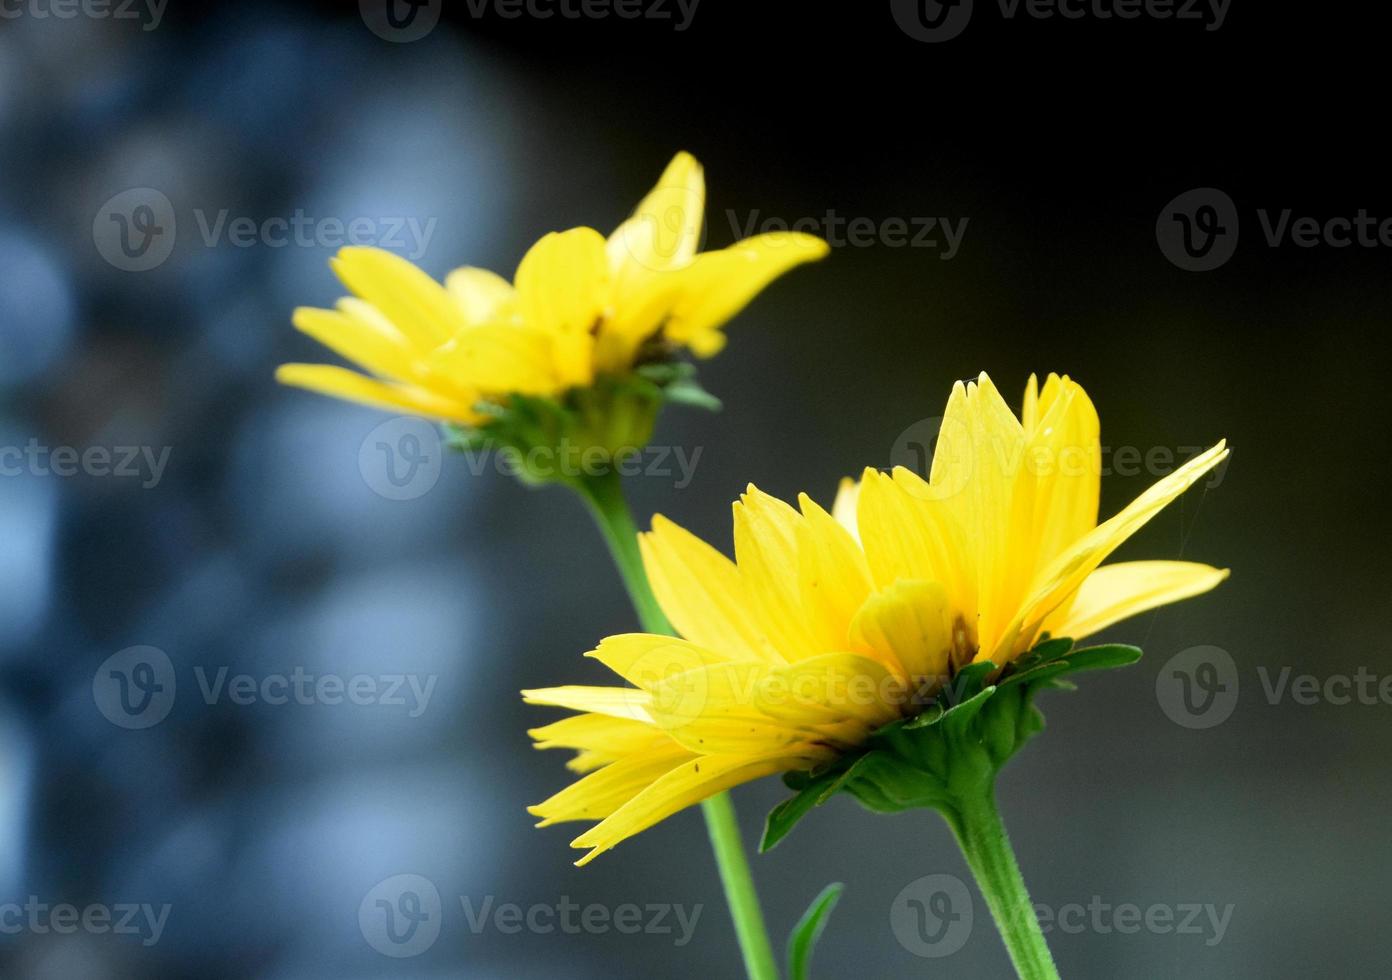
760, 637, 1143, 851
444, 362, 720, 488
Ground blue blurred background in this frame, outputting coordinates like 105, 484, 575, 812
2, 3, 1391, 977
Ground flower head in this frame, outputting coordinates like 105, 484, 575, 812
525, 372, 1229, 863
275, 152, 828, 433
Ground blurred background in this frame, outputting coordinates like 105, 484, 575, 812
1, 2, 1389, 977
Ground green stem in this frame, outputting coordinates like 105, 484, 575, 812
575, 468, 673, 636
943, 785, 1060, 980
701, 788, 781, 980
575, 468, 781, 980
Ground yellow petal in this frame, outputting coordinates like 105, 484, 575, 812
513, 227, 607, 380
795, 493, 874, 656
732, 486, 823, 660
274, 363, 480, 424
606, 150, 706, 276
570, 752, 804, 865
445, 266, 516, 324
758, 652, 904, 727
585, 633, 734, 689
528, 713, 669, 762
426, 323, 559, 396
665, 232, 829, 357
850, 580, 955, 685
529, 741, 694, 826
1000, 374, 1101, 626
329, 246, 461, 347
1045, 561, 1230, 640
989, 440, 1230, 662
639, 515, 780, 663
521, 685, 653, 722
831, 476, 861, 541
857, 468, 973, 630
946, 373, 1026, 657
289, 305, 419, 383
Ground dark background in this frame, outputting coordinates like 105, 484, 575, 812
1, 1, 1389, 977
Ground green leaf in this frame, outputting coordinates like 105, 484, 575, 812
1060, 643, 1143, 674
997, 659, 1073, 691
1010, 636, 1075, 672
761, 769, 841, 852
940, 685, 997, 736
661, 379, 723, 412
902, 700, 946, 730
841, 750, 951, 811
787, 883, 844, 980
944, 661, 996, 705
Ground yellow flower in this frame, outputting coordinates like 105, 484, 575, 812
275, 152, 828, 425
524, 372, 1229, 864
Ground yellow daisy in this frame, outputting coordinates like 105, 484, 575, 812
276, 152, 828, 425
525, 372, 1229, 864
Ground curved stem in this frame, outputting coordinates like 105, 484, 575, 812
943, 785, 1060, 980
575, 468, 780, 980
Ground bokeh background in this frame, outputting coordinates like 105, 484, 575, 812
2, 2, 1389, 977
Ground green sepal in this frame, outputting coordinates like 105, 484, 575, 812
441, 363, 717, 488
786, 883, 844, 980
761, 636, 1145, 843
